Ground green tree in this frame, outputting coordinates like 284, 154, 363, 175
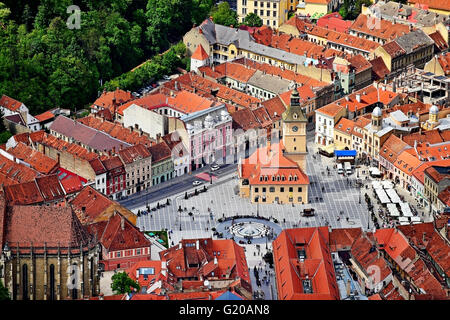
242, 12, 262, 27
111, 271, 140, 295
0, 280, 10, 300
210, 2, 238, 27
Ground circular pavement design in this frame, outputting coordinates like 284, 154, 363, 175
215, 217, 283, 245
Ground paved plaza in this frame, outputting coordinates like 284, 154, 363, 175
135, 136, 373, 245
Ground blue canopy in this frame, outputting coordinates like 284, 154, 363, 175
215, 291, 242, 300
335, 150, 357, 157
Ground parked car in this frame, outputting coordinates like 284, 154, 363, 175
192, 180, 203, 186
211, 164, 220, 171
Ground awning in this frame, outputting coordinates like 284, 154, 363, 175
372, 181, 383, 189
335, 150, 357, 158
319, 144, 335, 154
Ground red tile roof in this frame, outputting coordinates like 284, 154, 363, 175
382, 41, 406, 58
350, 14, 411, 42
374, 227, 447, 299
438, 186, 450, 207
424, 165, 450, 184
437, 52, 450, 76
402, 129, 446, 146
0, 153, 38, 187
329, 227, 363, 251
317, 13, 352, 33
234, 57, 329, 88
87, 211, 150, 251
70, 186, 136, 225
4, 204, 93, 248
191, 44, 209, 60
148, 141, 172, 163
370, 57, 390, 80
0, 94, 24, 112
34, 111, 55, 123
214, 62, 257, 83
118, 144, 151, 165
429, 31, 448, 51
167, 90, 216, 114
159, 238, 251, 287
3, 180, 44, 205
7, 142, 59, 175
408, 0, 450, 12
92, 89, 136, 115
35, 175, 66, 202
273, 227, 340, 300
239, 142, 309, 186
77, 116, 155, 148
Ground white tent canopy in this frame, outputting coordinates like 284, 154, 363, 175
381, 181, 393, 189
375, 188, 391, 204
372, 181, 383, 190
399, 202, 414, 217
387, 203, 400, 217
398, 217, 409, 222
410, 217, 421, 223
386, 188, 402, 204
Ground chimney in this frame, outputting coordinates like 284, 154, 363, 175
161, 261, 167, 276
113, 146, 116, 154
178, 242, 182, 249
121, 216, 125, 230
196, 240, 199, 250
213, 256, 218, 265
356, 94, 361, 103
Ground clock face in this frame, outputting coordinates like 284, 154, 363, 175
292, 126, 298, 132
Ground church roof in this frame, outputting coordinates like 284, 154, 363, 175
282, 87, 308, 123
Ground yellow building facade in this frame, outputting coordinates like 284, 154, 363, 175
237, 0, 292, 28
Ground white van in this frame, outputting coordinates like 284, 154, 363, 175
337, 163, 344, 174
344, 162, 352, 175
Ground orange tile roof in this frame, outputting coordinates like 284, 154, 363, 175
328, 85, 399, 114
424, 165, 450, 184
316, 103, 344, 117
405, 141, 450, 162
334, 117, 356, 135
38, 133, 99, 161
77, 116, 155, 148
34, 110, 55, 122
117, 93, 168, 116
191, 44, 209, 60
0, 94, 24, 112
214, 62, 257, 83
350, 14, 411, 42
408, 0, 450, 11
159, 238, 251, 287
234, 58, 329, 88
317, 13, 352, 33
402, 129, 446, 146
306, 25, 380, 53
273, 227, 340, 300
438, 186, 450, 207
329, 227, 362, 251
437, 52, 450, 75
91, 88, 136, 115
240, 142, 309, 186
7, 142, 59, 175
382, 41, 406, 58
0, 153, 38, 187
167, 90, 216, 114
162, 73, 261, 109
394, 150, 422, 175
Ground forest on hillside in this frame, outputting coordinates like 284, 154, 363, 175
0, 0, 214, 114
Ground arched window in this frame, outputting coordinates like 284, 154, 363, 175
49, 264, 55, 300
22, 264, 28, 300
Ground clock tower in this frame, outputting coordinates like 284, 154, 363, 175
282, 85, 308, 172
